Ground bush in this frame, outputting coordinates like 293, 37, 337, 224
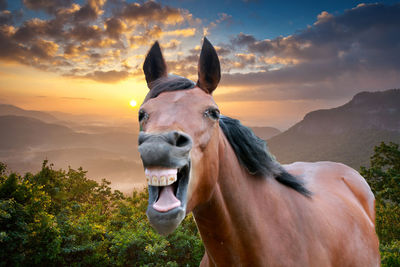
0, 161, 203, 266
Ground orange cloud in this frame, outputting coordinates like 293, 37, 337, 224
164, 28, 196, 37
162, 39, 181, 50
30, 39, 59, 59
261, 56, 300, 66
105, 17, 127, 39
119, 1, 189, 25
69, 70, 131, 83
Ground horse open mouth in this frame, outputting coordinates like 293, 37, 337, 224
145, 163, 190, 235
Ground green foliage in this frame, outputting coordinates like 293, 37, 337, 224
0, 161, 203, 266
361, 142, 400, 266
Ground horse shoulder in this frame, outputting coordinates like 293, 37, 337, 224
282, 161, 379, 266
284, 161, 376, 224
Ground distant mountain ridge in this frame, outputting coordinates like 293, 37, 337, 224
0, 104, 59, 123
294, 89, 400, 134
0, 115, 75, 149
268, 89, 400, 168
0, 114, 143, 192
251, 126, 281, 140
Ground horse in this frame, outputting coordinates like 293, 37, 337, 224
137, 38, 380, 266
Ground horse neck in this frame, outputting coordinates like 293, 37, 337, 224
193, 130, 288, 265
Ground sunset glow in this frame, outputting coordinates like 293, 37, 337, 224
0, 0, 399, 129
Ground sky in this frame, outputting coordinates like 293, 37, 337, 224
0, 0, 400, 129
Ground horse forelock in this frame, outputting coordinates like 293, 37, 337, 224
143, 74, 196, 103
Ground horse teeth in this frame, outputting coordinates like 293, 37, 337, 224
145, 168, 178, 186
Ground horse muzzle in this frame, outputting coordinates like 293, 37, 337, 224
138, 131, 192, 235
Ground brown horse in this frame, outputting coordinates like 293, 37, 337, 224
137, 38, 380, 266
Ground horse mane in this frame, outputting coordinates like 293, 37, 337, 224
144, 75, 311, 196
219, 116, 311, 197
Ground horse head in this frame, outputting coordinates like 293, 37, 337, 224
138, 38, 222, 235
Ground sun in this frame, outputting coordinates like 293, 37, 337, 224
129, 99, 137, 107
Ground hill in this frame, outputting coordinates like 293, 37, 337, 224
0, 115, 143, 192
0, 104, 59, 123
0, 115, 76, 149
251, 126, 281, 140
267, 89, 400, 168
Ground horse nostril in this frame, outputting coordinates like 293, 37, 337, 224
176, 134, 190, 147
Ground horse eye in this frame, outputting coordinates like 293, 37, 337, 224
204, 108, 220, 120
138, 110, 148, 122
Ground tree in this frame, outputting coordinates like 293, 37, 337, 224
361, 142, 400, 266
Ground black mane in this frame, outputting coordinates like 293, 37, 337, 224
144, 75, 311, 197
219, 116, 311, 196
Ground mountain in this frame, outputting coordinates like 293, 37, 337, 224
0, 104, 59, 123
267, 89, 400, 169
0, 115, 143, 192
251, 126, 281, 140
0, 115, 76, 149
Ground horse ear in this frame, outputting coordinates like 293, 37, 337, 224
197, 37, 221, 94
143, 41, 167, 88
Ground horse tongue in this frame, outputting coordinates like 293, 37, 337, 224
153, 185, 181, 212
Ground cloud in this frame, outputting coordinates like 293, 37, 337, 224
314, 11, 333, 25
63, 43, 87, 58
202, 12, 233, 36
129, 25, 162, 48
0, 0, 202, 84
82, 70, 131, 83
105, 17, 126, 39
13, 17, 67, 42
222, 3, 400, 101
231, 32, 257, 47
232, 53, 256, 69
0, 25, 26, 62
23, 0, 73, 14
7, 0, 398, 97
214, 46, 231, 56
74, 0, 106, 22
61, 96, 92, 101
69, 24, 102, 42
128, 26, 196, 50
215, 13, 233, 26
164, 28, 196, 37
0, 10, 12, 24
0, 0, 7, 10
119, 1, 189, 25
162, 39, 181, 50
30, 39, 59, 59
